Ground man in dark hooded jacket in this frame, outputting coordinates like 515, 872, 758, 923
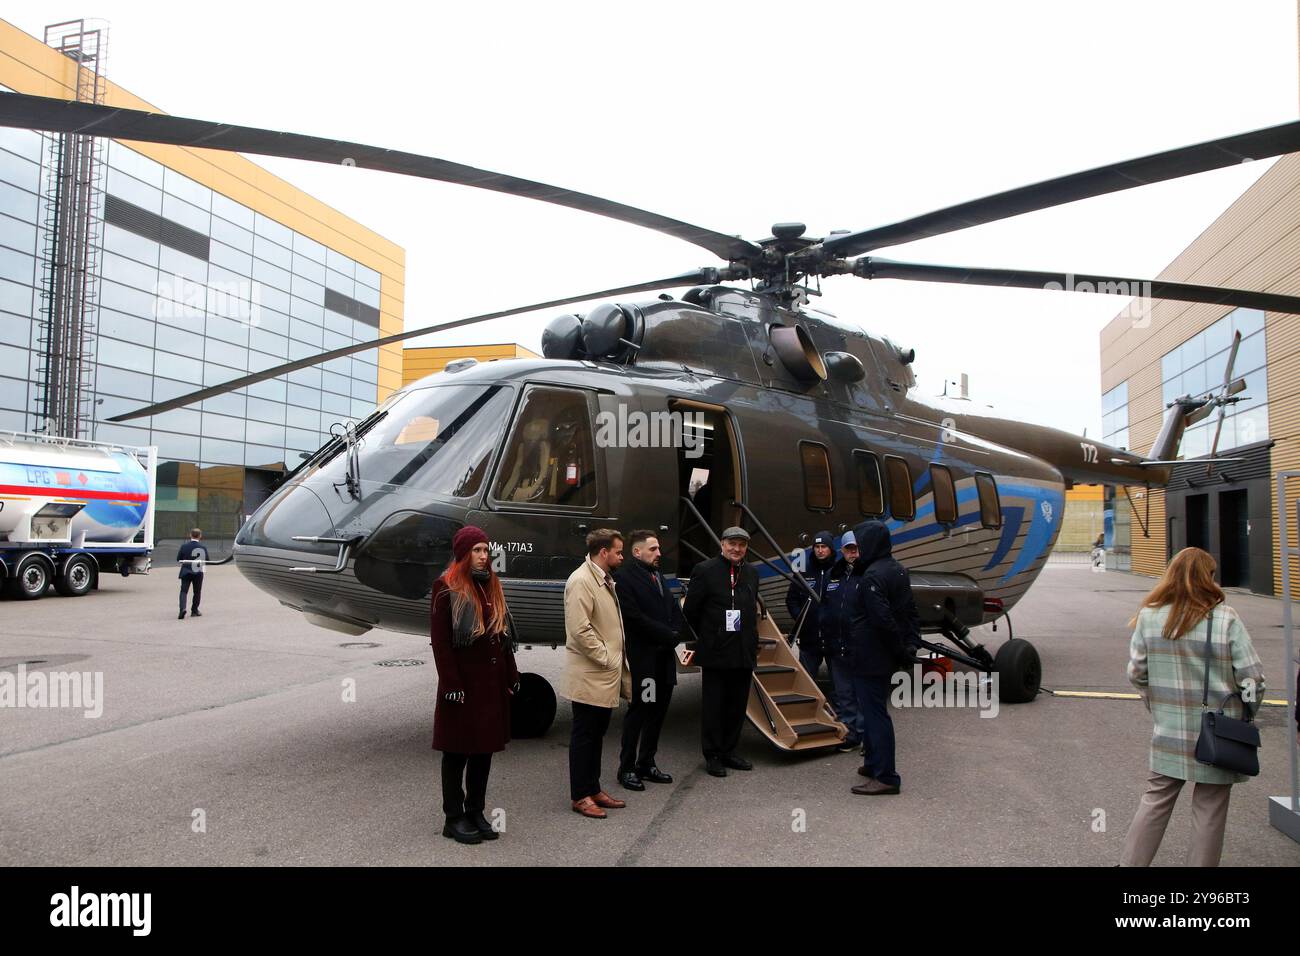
846, 519, 921, 795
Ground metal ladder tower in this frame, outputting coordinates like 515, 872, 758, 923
35, 19, 108, 440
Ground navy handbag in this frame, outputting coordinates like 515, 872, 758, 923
1193, 613, 1261, 776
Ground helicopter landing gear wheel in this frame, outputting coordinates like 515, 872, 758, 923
994, 638, 1041, 703
509, 672, 557, 738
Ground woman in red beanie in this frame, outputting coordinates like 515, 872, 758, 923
431, 525, 520, 845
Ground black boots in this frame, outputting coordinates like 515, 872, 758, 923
467, 811, 498, 840
443, 812, 498, 844
442, 815, 483, 845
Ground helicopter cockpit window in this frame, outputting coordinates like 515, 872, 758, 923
929, 464, 958, 524
799, 441, 833, 512
853, 450, 884, 516
884, 455, 915, 521
975, 472, 1002, 529
353, 384, 513, 499
492, 387, 598, 508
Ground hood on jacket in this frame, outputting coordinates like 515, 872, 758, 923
852, 519, 892, 564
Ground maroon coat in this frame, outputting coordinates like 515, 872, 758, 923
430, 576, 520, 754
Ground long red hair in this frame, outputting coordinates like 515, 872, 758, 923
1130, 546, 1224, 640
441, 550, 507, 638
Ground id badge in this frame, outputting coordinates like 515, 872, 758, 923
725, 609, 741, 632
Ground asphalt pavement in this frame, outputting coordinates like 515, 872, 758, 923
1, 561, 1297, 866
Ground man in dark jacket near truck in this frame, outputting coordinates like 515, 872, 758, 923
176, 528, 207, 620
846, 519, 921, 795
615, 530, 685, 790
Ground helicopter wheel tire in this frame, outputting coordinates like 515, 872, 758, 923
55, 555, 96, 597
510, 672, 557, 738
994, 638, 1041, 704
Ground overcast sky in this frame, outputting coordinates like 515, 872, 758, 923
9, 1, 1299, 440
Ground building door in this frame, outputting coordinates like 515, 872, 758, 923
1218, 489, 1249, 588
1185, 494, 1209, 552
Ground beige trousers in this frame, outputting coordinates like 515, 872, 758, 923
1120, 770, 1232, 867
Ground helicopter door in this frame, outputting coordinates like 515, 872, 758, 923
484, 384, 612, 582
669, 398, 742, 579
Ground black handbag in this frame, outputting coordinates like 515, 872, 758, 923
1193, 612, 1260, 776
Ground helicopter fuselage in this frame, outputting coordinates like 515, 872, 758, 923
232, 288, 1123, 644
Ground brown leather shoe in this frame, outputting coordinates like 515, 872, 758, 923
572, 796, 606, 818
591, 791, 626, 809
851, 778, 900, 796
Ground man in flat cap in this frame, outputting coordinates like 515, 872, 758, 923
684, 526, 760, 777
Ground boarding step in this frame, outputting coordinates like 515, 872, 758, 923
771, 693, 817, 706
792, 722, 840, 738
745, 601, 847, 751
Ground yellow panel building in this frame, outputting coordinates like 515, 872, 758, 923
1097, 2, 1300, 593
403, 343, 538, 386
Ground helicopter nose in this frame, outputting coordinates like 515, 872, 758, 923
234, 481, 376, 628
235, 482, 337, 557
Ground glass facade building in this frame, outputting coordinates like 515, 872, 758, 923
1100, 381, 1129, 451
1158, 306, 1269, 458
0, 105, 398, 544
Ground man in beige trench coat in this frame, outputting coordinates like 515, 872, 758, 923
564, 528, 633, 818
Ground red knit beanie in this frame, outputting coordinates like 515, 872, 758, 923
452, 525, 489, 562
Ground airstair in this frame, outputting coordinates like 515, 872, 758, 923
678, 497, 848, 751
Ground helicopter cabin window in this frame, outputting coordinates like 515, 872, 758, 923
929, 464, 958, 524
492, 386, 598, 508
799, 441, 833, 511
884, 455, 915, 521
853, 450, 884, 516
343, 384, 513, 499
975, 472, 1002, 529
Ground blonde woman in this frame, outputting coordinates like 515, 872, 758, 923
1120, 547, 1265, 866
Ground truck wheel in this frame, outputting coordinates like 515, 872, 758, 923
55, 555, 96, 597
6, 558, 50, 600
994, 638, 1041, 703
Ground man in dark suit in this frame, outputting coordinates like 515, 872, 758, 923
684, 527, 759, 778
614, 530, 685, 790
846, 519, 921, 795
176, 528, 207, 620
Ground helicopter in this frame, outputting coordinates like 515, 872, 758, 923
3, 91, 1299, 743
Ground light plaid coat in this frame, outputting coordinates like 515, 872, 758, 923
1127, 603, 1266, 784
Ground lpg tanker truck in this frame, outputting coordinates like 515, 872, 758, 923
0, 430, 156, 600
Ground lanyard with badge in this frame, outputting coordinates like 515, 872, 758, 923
725, 562, 741, 633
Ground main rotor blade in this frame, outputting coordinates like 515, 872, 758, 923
852, 258, 1300, 314
0, 92, 760, 263
108, 270, 711, 422
823, 120, 1300, 258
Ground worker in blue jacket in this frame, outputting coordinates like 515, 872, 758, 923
784, 530, 837, 679
820, 530, 865, 752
